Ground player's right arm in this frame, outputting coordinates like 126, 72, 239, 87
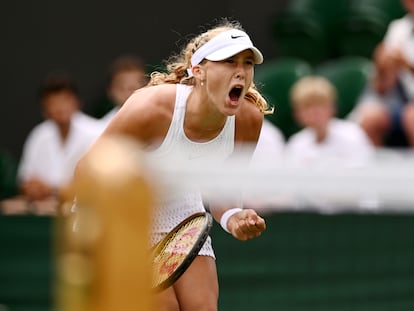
74, 84, 176, 180
101, 84, 176, 147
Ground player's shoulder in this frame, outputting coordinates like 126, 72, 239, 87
237, 99, 263, 124
129, 84, 176, 106
122, 84, 176, 119
234, 99, 264, 143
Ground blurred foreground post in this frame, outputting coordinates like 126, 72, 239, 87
56, 135, 155, 311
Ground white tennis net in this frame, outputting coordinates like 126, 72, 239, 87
150, 148, 414, 214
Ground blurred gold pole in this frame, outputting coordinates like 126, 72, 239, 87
55, 135, 155, 311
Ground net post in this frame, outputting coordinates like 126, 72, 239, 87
55, 135, 155, 311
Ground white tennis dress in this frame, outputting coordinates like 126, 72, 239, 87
149, 84, 235, 258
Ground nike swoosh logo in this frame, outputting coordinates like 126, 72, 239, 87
231, 35, 245, 39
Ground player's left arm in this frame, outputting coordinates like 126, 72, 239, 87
210, 206, 266, 241
210, 98, 266, 241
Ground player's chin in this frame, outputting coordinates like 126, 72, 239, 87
225, 98, 241, 114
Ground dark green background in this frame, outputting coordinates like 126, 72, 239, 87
1, 211, 413, 311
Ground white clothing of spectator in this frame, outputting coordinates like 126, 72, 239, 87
286, 76, 375, 168
251, 118, 285, 167
285, 118, 374, 168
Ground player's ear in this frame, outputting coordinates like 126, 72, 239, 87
192, 65, 205, 80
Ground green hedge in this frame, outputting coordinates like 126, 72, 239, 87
1, 212, 414, 311
212, 212, 414, 311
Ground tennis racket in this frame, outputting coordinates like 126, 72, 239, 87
151, 212, 213, 292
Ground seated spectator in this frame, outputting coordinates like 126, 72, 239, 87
285, 76, 375, 168
348, 0, 414, 147
92, 54, 148, 128
251, 118, 285, 168
2, 72, 100, 215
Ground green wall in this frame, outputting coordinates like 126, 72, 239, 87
1, 212, 414, 311
213, 212, 414, 310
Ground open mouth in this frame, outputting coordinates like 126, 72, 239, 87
229, 86, 243, 102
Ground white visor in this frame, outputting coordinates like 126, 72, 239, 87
190, 29, 263, 67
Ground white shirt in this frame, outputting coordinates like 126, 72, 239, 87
99, 107, 119, 129
383, 14, 414, 100
285, 118, 375, 168
251, 119, 285, 168
73, 111, 105, 136
18, 118, 99, 188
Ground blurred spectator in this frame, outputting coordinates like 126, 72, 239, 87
348, 0, 414, 147
2, 72, 99, 215
251, 118, 285, 168
285, 76, 375, 168
92, 54, 148, 127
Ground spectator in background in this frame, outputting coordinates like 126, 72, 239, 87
92, 54, 148, 128
348, 0, 414, 147
285, 76, 375, 168
4, 72, 100, 215
251, 118, 285, 168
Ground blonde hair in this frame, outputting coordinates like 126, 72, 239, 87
148, 18, 272, 115
290, 76, 337, 108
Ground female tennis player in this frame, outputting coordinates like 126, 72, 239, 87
76, 18, 269, 311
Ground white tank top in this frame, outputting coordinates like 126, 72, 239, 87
149, 84, 235, 233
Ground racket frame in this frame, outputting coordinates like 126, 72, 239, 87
151, 212, 213, 292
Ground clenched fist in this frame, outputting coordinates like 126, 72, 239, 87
226, 208, 266, 241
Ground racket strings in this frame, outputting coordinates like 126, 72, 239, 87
152, 216, 206, 287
